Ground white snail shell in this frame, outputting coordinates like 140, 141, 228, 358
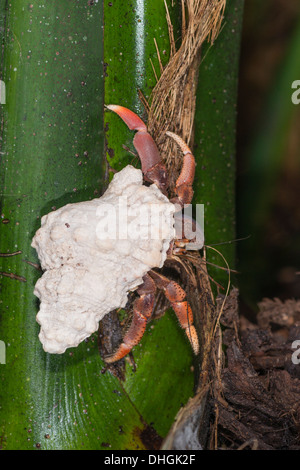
32, 165, 175, 354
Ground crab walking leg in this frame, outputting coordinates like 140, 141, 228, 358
106, 105, 168, 193
104, 274, 156, 363
166, 131, 196, 208
149, 270, 199, 355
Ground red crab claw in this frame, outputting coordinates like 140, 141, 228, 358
106, 105, 168, 193
166, 131, 195, 208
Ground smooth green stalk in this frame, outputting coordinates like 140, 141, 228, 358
194, 0, 244, 288
0, 0, 193, 450
0, 0, 244, 450
104, 0, 194, 439
0, 0, 138, 451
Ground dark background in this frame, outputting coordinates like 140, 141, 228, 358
236, 0, 300, 315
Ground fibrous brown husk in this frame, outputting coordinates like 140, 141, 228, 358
147, 0, 226, 192
144, 1, 229, 449
162, 253, 223, 450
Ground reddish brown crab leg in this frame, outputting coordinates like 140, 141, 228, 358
105, 269, 199, 363
104, 274, 156, 363
149, 270, 199, 355
106, 105, 168, 193
166, 131, 195, 208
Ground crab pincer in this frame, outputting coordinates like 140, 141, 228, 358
107, 105, 196, 208
106, 105, 168, 193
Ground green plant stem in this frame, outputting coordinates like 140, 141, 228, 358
103, 0, 194, 441
0, 0, 193, 450
193, 0, 244, 288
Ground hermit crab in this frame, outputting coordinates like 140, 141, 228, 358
32, 105, 203, 363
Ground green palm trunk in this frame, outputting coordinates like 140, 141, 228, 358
0, 0, 243, 450
194, 0, 244, 286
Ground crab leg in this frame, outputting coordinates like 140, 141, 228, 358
166, 131, 196, 208
106, 105, 168, 193
149, 270, 199, 355
104, 274, 156, 363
